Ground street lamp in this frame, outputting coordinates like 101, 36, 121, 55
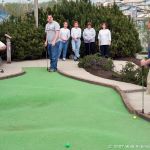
34, 0, 38, 28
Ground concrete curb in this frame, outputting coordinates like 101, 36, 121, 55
0, 70, 25, 80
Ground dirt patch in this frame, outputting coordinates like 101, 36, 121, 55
86, 68, 113, 79
85, 57, 141, 82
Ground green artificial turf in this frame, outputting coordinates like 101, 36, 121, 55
0, 68, 149, 150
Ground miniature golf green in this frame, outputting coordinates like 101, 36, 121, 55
0, 68, 150, 150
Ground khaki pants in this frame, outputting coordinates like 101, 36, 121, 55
147, 69, 150, 94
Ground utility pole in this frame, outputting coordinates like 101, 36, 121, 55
2, 0, 5, 8
27, 0, 30, 12
34, 0, 38, 28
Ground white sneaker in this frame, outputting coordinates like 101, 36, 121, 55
62, 58, 66, 61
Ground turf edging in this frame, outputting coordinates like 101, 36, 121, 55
0, 70, 25, 80
58, 69, 150, 122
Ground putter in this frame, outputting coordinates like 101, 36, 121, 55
141, 66, 144, 114
45, 46, 49, 71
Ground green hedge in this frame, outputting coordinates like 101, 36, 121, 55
0, 0, 142, 60
78, 53, 114, 71
79, 54, 149, 86
0, 18, 45, 60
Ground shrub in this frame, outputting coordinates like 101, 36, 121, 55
116, 62, 149, 86
0, 0, 142, 60
0, 19, 45, 60
39, 0, 141, 58
79, 56, 149, 86
78, 54, 114, 71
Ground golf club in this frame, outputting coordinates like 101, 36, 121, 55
45, 46, 49, 71
141, 66, 144, 114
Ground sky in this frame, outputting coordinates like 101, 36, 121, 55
0, 0, 52, 3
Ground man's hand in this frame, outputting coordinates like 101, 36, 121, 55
141, 59, 146, 66
44, 41, 47, 47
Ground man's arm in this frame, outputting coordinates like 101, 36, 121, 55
52, 30, 60, 46
141, 59, 150, 66
45, 35, 48, 47
51, 22, 60, 46
44, 25, 48, 47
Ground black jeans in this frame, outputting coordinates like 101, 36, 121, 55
84, 42, 95, 55
100, 45, 109, 57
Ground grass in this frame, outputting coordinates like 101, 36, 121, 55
0, 68, 149, 150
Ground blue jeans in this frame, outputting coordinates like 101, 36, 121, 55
148, 46, 150, 58
58, 41, 69, 59
47, 41, 60, 70
71, 39, 81, 59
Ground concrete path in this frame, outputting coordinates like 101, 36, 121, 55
0, 59, 150, 115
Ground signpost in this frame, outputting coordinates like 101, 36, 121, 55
34, 0, 38, 28
5, 34, 12, 63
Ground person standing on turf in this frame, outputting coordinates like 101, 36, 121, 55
58, 21, 70, 61
98, 22, 111, 58
71, 21, 81, 61
141, 58, 150, 94
45, 15, 60, 72
83, 22, 96, 55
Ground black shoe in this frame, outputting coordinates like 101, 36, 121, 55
48, 69, 55, 72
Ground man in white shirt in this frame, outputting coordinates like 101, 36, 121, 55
45, 15, 60, 72
141, 59, 150, 94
